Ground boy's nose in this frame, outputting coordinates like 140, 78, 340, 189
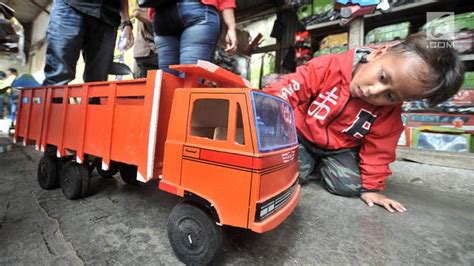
367, 84, 387, 97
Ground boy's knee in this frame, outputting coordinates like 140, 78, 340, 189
319, 158, 361, 197
297, 144, 316, 180
323, 179, 361, 197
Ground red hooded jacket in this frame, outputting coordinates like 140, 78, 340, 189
264, 49, 404, 191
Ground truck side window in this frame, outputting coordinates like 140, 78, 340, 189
235, 103, 245, 145
191, 99, 229, 140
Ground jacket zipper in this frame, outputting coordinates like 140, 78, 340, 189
323, 96, 351, 149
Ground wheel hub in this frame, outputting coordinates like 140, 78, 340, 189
177, 217, 205, 255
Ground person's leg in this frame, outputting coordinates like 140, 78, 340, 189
153, 5, 183, 75
319, 148, 362, 197
154, 35, 181, 76
43, 0, 85, 85
0, 95, 4, 119
82, 17, 117, 82
297, 143, 318, 184
179, 3, 221, 65
8, 93, 16, 126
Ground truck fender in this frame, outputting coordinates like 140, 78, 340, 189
183, 192, 220, 224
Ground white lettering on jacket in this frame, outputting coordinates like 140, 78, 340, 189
279, 80, 300, 100
307, 87, 339, 120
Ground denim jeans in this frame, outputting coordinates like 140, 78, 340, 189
43, 0, 117, 85
153, 0, 221, 75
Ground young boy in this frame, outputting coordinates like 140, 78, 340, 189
264, 33, 465, 213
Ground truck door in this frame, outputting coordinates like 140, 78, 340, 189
181, 93, 253, 228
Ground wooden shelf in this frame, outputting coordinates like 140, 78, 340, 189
366, 0, 439, 19
460, 54, 474, 62
306, 20, 339, 32
306, 0, 440, 32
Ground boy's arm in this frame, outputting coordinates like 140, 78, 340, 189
358, 106, 406, 212
263, 57, 326, 108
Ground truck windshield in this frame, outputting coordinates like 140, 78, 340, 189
251, 91, 297, 152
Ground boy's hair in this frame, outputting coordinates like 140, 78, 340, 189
387, 32, 465, 106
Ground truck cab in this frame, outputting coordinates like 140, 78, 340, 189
159, 82, 301, 263
161, 88, 300, 232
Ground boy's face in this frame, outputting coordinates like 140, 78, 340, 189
350, 47, 428, 106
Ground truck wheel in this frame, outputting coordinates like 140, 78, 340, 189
60, 162, 90, 200
119, 163, 139, 185
37, 155, 59, 190
168, 202, 223, 265
97, 161, 119, 178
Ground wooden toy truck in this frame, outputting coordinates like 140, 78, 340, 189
14, 61, 301, 264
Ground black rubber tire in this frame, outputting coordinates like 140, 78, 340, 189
119, 163, 139, 185
167, 202, 223, 265
97, 161, 119, 178
37, 155, 59, 190
60, 162, 90, 200
85, 158, 98, 175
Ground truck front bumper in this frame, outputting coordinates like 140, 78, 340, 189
249, 182, 301, 233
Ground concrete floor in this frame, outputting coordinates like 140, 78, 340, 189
1, 140, 474, 265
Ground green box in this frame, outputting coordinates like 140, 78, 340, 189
463, 72, 474, 90
297, 4, 313, 22
365, 22, 411, 44
330, 46, 348, 54
319, 48, 331, 55
422, 12, 474, 35
313, 0, 333, 16
412, 128, 474, 153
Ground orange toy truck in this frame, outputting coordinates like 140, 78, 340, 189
14, 61, 301, 264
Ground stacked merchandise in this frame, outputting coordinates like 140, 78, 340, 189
421, 12, 474, 55
313, 32, 348, 57
213, 27, 251, 80
294, 31, 312, 66
213, 48, 250, 80
291, 0, 339, 26
399, 73, 474, 153
398, 113, 474, 153
365, 22, 410, 46
397, 14, 474, 152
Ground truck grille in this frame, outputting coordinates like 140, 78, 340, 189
255, 181, 297, 222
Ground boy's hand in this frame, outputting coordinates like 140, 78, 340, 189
360, 192, 407, 213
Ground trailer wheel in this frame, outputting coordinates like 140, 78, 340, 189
119, 164, 139, 185
168, 202, 223, 265
60, 162, 90, 200
97, 161, 119, 178
37, 155, 59, 190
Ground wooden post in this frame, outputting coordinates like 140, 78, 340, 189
349, 17, 365, 49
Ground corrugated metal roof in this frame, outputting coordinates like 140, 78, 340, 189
0, 0, 281, 23
236, 0, 280, 21
5, 0, 276, 24
2, 0, 51, 24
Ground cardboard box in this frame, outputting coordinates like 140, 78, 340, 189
412, 127, 474, 153
365, 22, 410, 44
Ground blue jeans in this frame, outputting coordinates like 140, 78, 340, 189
153, 0, 221, 75
43, 0, 117, 85
8, 92, 18, 125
